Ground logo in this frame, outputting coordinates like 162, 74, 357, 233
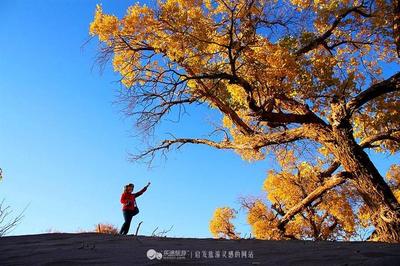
147, 249, 163, 260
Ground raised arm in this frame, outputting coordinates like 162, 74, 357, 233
134, 182, 151, 198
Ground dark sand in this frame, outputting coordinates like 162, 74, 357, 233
1, 233, 400, 265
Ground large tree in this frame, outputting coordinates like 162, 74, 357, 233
89, 0, 400, 242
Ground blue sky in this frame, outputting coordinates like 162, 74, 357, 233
0, 0, 398, 238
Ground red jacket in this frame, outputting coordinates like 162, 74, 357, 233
120, 187, 147, 211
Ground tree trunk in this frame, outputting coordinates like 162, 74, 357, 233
331, 125, 400, 242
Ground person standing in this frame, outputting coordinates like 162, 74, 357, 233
119, 182, 150, 235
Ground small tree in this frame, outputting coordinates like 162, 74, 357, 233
0, 169, 25, 236
0, 199, 24, 237
95, 223, 119, 234
209, 207, 240, 239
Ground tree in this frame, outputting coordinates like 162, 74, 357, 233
0, 199, 24, 237
89, 0, 400, 242
209, 207, 240, 239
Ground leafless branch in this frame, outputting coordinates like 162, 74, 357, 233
151, 225, 174, 237
135, 221, 143, 236
0, 199, 26, 237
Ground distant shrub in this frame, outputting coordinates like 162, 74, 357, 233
94, 223, 118, 234
45, 228, 62, 233
0, 170, 26, 237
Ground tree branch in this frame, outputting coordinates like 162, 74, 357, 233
347, 72, 400, 114
131, 126, 311, 162
184, 68, 255, 135
184, 71, 327, 127
131, 138, 242, 162
360, 128, 400, 148
295, 5, 371, 55
253, 127, 310, 149
277, 171, 350, 231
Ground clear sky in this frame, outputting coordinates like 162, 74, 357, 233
0, 0, 398, 238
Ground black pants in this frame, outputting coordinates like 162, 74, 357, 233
119, 210, 136, 235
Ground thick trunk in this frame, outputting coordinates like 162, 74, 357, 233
331, 126, 400, 242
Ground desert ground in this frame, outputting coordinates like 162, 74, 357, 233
1, 233, 400, 265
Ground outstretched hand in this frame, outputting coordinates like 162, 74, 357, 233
146, 182, 151, 188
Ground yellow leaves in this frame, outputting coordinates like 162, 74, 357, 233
291, 0, 348, 13
276, 149, 296, 169
394, 190, 400, 203
387, 164, 400, 183
387, 165, 400, 202
89, 0, 399, 123
222, 115, 233, 128
353, 92, 400, 154
251, 220, 282, 240
89, 5, 119, 43
318, 146, 330, 157
209, 207, 239, 239
264, 170, 300, 207
289, 0, 311, 10
221, 111, 266, 162
261, 158, 358, 239
247, 200, 281, 240
245, 40, 298, 87
357, 204, 373, 228
318, 190, 355, 233
112, 51, 138, 87
231, 133, 265, 161
186, 79, 198, 90
247, 200, 268, 224
264, 161, 317, 208
226, 84, 247, 107
121, 4, 155, 36
204, 0, 212, 10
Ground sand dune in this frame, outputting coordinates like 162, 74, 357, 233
1, 233, 400, 265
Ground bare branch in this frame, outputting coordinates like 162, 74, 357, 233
0, 199, 25, 237
151, 225, 174, 237
135, 221, 143, 236
131, 138, 244, 162
131, 126, 312, 162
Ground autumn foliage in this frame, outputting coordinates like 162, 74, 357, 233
90, 0, 400, 242
209, 207, 240, 239
94, 223, 119, 235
